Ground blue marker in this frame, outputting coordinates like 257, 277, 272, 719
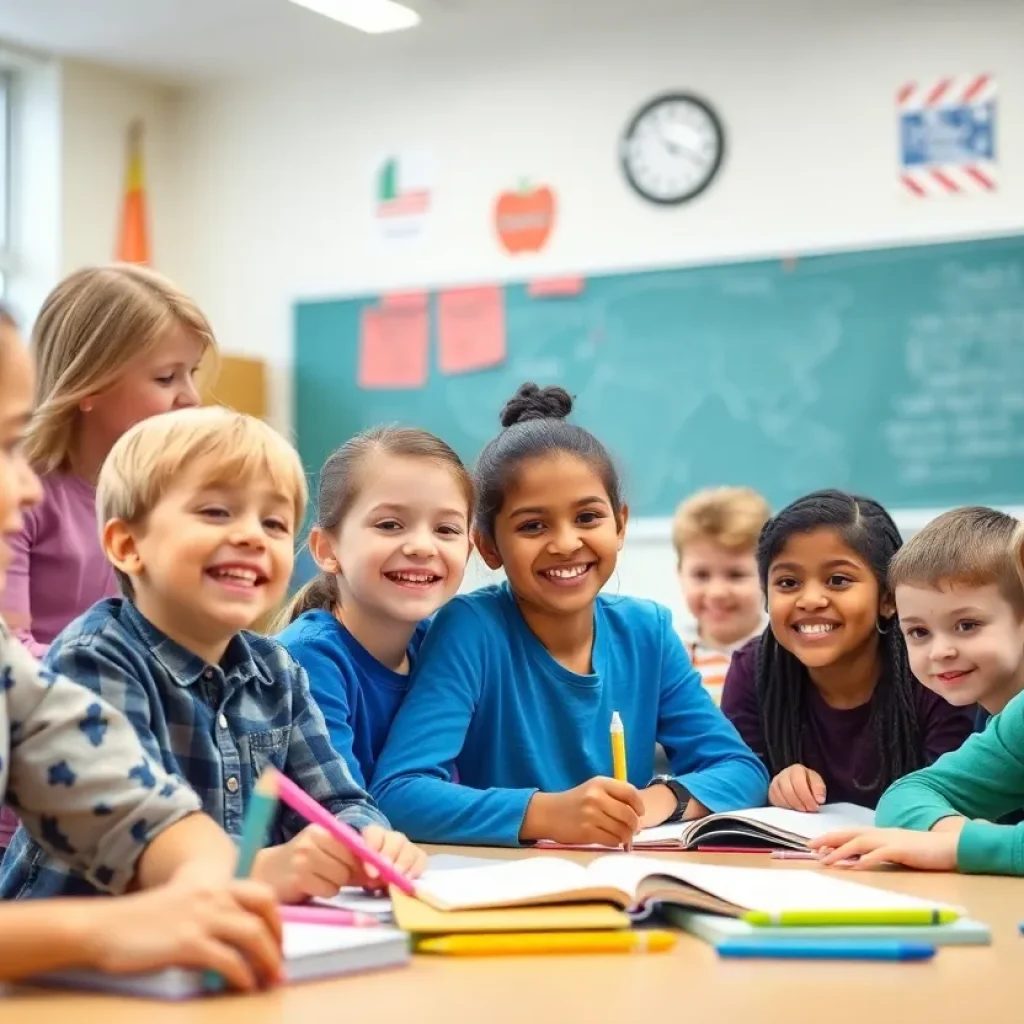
716, 939, 935, 962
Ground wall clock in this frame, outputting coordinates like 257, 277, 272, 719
619, 92, 725, 205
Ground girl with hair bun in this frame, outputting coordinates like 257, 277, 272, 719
371, 382, 768, 847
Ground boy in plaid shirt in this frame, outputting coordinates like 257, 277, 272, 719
1, 408, 424, 903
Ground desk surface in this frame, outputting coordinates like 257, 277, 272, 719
3, 846, 1022, 1024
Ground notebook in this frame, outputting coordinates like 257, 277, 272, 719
391, 887, 631, 934
663, 907, 991, 947
410, 856, 961, 921
28, 922, 410, 1001
538, 802, 875, 852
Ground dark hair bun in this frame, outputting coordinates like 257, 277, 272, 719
499, 383, 573, 428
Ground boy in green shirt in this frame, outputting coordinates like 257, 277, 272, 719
811, 507, 1024, 875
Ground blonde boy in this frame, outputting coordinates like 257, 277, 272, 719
0, 408, 424, 903
672, 487, 770, 703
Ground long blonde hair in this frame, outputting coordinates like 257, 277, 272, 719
26, 264, 217, 474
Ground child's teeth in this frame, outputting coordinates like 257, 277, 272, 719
797, 624, 836, 634
547, 565, 588, 579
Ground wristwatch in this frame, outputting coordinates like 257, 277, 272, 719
646, 775, 691, 822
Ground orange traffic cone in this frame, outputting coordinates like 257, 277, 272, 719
116, 119, 150, 264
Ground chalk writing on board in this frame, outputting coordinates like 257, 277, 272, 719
884, 259, 1024, 489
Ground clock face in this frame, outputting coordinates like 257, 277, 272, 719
620, 93, 725, 205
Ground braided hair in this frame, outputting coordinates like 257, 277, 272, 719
754, 489, 922, 794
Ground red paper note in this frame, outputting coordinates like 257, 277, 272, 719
527, 276, 585, 298
438, 285, 506, 375
358, 303, 429, 390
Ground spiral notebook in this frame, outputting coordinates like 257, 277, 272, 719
27, 922, 410, 1001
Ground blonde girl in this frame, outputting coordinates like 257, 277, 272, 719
4, 264, 216, 655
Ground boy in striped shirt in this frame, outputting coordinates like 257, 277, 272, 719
673, 487, 770, 704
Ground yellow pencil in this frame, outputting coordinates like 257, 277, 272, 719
415, 930, 678, 956
610, 710, 632, 852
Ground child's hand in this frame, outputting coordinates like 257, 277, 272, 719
253, 824, 363, 903
84, 879, 282, 991
355, 825, 427, 890
524, 777, 645, 847
809, 825, 962, 872
769, 764, 827, 812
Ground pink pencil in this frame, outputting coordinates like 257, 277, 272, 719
268, 769, 417, 896
280, 905, 380, 928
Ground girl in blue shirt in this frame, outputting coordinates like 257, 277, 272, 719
371, 383, 769, 847
277, 427, 473, 788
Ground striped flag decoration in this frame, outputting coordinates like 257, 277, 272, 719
897, 74, 997, 197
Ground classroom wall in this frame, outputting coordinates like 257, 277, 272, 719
25, 0, 1024, 624
166, 0, 1024, 623
59, 60, 184, 275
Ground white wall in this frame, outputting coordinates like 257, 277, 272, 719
39, 0, 1024, 622
59, 60, 183, 275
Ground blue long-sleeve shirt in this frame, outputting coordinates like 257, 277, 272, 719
277, 610, 428, 788
371, 583, 769, 846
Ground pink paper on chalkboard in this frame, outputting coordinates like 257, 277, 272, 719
358, 303, 429, 390
438, 285, 506, 375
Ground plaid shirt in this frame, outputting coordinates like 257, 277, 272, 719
0, 599, 386, 899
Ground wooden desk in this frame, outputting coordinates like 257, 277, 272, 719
3, 846, 1023, 1024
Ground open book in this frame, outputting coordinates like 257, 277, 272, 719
539, 802, 875, 851
412, 856, 961, 924
28, 923, 410, 1001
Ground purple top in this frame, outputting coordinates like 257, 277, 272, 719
2, 473, 118, 657
720, 637, 975, 809
0, 472, 118, 847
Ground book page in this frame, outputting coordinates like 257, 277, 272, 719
715, 803, 875, 840
634, 861, 961, 915
632, 822, 689, 845
413, 857, 591, 910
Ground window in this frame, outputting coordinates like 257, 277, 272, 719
0, 70, 9, 299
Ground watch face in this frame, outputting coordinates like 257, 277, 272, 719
620, 92, 725, 205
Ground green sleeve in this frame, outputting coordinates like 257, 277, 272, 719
876, 692, 1024, 875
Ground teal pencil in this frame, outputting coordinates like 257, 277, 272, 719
235, 771, 280, 878
205, 770, 280, 993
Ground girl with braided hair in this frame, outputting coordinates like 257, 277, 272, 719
721, 489, 973, 810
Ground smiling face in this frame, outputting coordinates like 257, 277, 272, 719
897, 581, 1024, 714
679, 540, 763, 648
477, 453, 627, 619
320, 454, 472, 626
766, 527, 892, 673
0, 330, 43, 590
108, 463, 297, 662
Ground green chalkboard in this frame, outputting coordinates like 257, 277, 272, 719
294, 234, 1024, 516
